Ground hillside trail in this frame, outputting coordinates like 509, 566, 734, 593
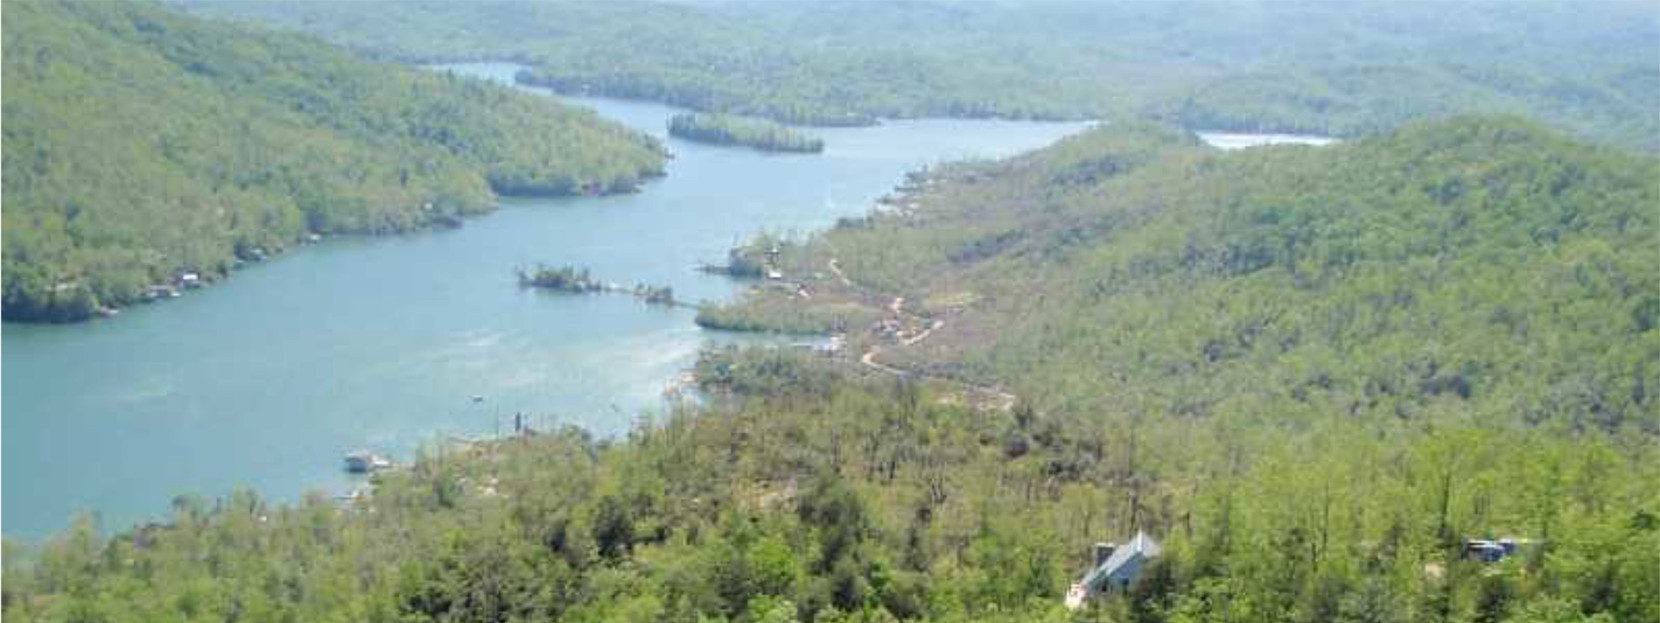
827, 257, 1017, 410
826, 258, 854, 287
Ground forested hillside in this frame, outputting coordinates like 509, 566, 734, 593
5, 118, 1656, 622
2, 357, 1654, 623
181, 0, 1660, 151
1, 0, 665, 322
669, 114, 825, 153
715, 117, 1659, 433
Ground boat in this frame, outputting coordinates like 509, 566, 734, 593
343, 450, 392, 473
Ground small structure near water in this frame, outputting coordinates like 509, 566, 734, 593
1065, 531, 1162, 610
343, 451, 392, 474
143, 284, 182, 300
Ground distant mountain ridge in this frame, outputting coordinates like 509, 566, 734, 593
180, 0, 1660, 152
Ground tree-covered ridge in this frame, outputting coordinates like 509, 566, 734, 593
712, 117, 1659, 435
669, 114, 825, 154
5, 116, 1658, 622
181, 0, 1660, 151
1, 0, 665, 322
3, 353, 1655, 622
1159, 63, 1660, 147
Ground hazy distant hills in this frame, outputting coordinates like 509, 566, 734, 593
180, 0, 1660, 152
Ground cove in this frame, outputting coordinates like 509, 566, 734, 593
0, 63, 1089, 539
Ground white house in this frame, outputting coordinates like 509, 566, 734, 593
1065, 531, 1162, 610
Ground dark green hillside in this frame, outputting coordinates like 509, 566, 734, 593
1, 0, 665, 322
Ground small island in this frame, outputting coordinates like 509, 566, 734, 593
668, 113, 825, 153
517, 264, 683, 307
517, 264, 605, 293
631, 283, 677, 306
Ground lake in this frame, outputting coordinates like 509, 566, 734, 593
1198, 131, 1337, 150
0, 63, 1091, 539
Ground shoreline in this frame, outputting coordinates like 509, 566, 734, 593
1, 176, 668, 327
2, 65, 1094, 539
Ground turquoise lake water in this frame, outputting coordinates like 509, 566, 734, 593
1, 63, 1090, 539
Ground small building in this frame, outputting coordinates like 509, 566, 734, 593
1066, 531, 1162, 610
791, 335, 844, 357
1463, 538, 1534, 563
145, 284, 181, 300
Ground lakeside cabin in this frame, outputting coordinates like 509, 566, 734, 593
1065, 531, 1162, 610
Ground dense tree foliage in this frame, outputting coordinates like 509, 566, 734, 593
695, 297, 877, 335
6, 116, 1655, 622
1, 0, 665, 322
4, 353, 1654, 622
518, 264, 605, 293
720, 117, 1659, 435
182, 0, 1659, 151
670, 114, 825, 154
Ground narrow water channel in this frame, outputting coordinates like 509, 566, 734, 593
0, 63, 1092, 539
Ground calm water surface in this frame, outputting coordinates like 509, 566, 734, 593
1, 63, 1089, 539
1198, 131, 1336, 150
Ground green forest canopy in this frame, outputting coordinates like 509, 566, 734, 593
4, 372, 1654, 622
4, 2, 1657, 620
1, 0, 665, 322
5, 117, 1656, 623
719, 116, 1660, 435
181, 0, 1660, 152
669, 113, 826, 154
